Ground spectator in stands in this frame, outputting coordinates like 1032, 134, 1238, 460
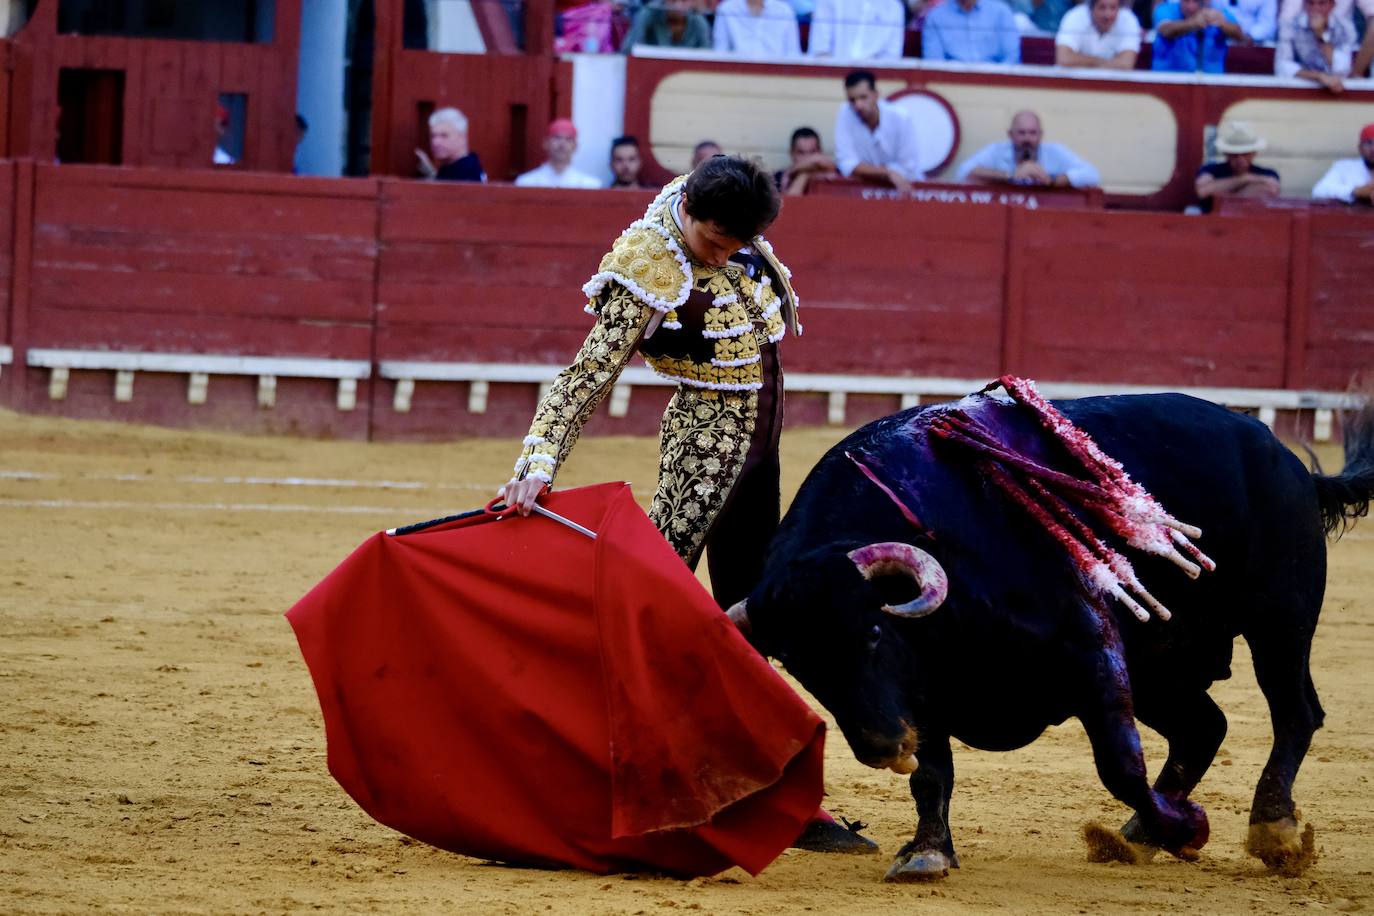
1152, 0, 1243, 72
834, 70, 924, 191
956, 110, 1101, 187
808, 0, 907, 59
712, 0, 803, 57
2, 0, 31, 37
515, 119, 603, 189
776, 127, 838, 195
1277, 0, 1373, 40
293, 114, 308, 175
1218, 0, 1279, 43
418, 108, 487, 182
692, 140, 724, 168
1310, 123, 1374, 204
213, 104, 236, 166
609, 135, 652, 188
917, 0, 1027, 61
621, 0, 712, 50
1275, 0, 1356, 92
921, 0, 1022, 63
1194, 121, 1280, 213
1354, 21, 1374, 76
1055, 0, 1143, 69
1010, 0, 1072, 34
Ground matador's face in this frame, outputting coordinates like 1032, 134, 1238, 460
678, 198, 745, 268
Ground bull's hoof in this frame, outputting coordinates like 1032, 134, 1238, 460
1083, 822, 1156, 865
884, 849, 951, 882
791, 818, 880, 855
1246, 816, 1317, 877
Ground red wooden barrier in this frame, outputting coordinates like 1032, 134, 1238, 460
1014, 209, 1292, 387
805, 177, 1104, 211
370, 180, 663, 440
1306, 210, 1374, 392
0, 169, 1369, 440
769, 194, 1008, 379
16, 164, 379, 436
0, 161, 14, 345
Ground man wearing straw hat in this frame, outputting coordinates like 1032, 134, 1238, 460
1194, 121, 1281, 213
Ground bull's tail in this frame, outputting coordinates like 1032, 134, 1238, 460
1312, 401, 1374, 538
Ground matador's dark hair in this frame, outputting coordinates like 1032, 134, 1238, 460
682, 154, 781, 243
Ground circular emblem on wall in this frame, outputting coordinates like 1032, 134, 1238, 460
886, 88, 960, 178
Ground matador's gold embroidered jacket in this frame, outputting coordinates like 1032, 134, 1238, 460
511, 177, 801, 562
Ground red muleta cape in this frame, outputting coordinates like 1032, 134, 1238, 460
285, 481, 825, 876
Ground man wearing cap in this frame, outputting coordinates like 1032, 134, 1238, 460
213, 104, 236, 165
496, 155, 877, 855
515, 119, 602, 189
1194, 121, 1281, 214
1311, 124, 1374, 204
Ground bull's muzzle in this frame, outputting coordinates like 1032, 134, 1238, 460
847, 542, 948, 618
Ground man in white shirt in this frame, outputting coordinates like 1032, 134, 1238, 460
1311, 123, 1374, 204
808, 0, 906, 60
833, 70, 924, 192
515, 119, 603, 190
1055, 0, 1142, 69
712, 0, 803, 58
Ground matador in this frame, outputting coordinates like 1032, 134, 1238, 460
500, 156, 880, 854
502, 155, 798, 611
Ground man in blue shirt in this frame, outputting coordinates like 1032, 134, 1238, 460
955, 110, 1101, 187
922, 0, 1022, 63
1152, 0, 1244, 72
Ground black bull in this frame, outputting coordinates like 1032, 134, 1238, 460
731, 392, 1374, 881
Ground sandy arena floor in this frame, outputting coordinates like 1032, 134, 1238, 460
1, 407, 1372, 915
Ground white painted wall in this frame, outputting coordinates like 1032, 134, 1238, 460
570, 53, 628, 187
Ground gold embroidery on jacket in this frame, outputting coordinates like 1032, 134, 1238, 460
512, 177, 795, 563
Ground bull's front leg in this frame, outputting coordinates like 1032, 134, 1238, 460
1076, 629, 1209, 863
884, 734, 958, 882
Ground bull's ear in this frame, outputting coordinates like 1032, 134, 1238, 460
847, 542, 948, 619
725, 599, 751, 635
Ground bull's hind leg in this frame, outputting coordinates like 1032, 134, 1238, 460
1116, 690, 1229, 856
1244, 624, 1324, 876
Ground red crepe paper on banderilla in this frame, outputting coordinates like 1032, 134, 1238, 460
286, 482, 825, 876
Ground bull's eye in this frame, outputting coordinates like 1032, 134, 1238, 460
867, 623, 882, 649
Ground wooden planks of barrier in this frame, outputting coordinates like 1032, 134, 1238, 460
0, 168, 1369, 440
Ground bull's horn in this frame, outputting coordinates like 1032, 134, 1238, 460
847, 542, 949, 619
725, 599, 751, 635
